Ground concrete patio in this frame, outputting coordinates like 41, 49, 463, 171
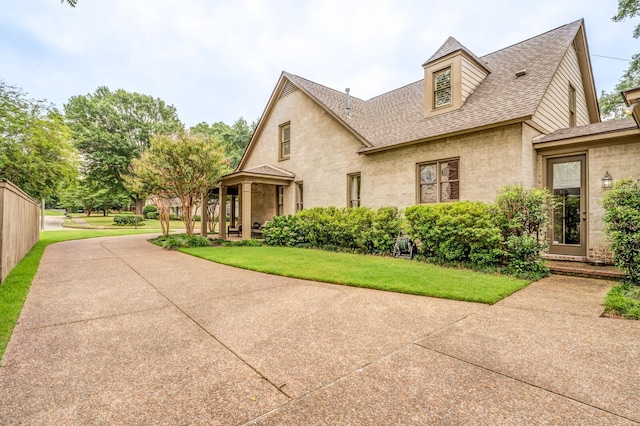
0, 234, 638, 424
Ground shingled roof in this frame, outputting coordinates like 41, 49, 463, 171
280, 19, 586, 153
534, 117, 638, 143
423, 36, 489, 72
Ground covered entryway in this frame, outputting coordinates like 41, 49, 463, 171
218, 165, 295, 239
547, 154, 587, 257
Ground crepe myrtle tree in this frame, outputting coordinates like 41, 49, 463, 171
129, 131, 231, 236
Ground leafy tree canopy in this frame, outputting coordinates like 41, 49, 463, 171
190, 117, 257, 169
64, 86, 183, 203
599, 1, 640, 119
0, 81, 78, 199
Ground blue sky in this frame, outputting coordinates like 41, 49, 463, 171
0, 0, 637, 127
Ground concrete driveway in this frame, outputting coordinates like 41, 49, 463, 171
1, 234, 638, 425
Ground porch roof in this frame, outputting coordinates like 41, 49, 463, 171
220, 164, 295, 187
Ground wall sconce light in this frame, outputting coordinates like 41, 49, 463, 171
601, 171, 613, 189
623, 102, 638, 115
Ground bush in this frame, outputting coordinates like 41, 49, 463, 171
602, 178, 640, 285
153, 234, 211, 250
405, 201, 503, 266
493, 186, 554, 278
263, 206, 401, 255
113, 215, 145, 226
143, 205, 158, 219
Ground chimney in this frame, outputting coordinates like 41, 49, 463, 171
345, 88, 351, 118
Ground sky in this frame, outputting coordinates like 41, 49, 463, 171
0, 0, 637, 128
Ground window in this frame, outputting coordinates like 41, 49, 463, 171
348, 173, 361, 207
418, 159, 459, 203
433, 67, 452, 108
276, 185, 284, 216
568, 84, 576, 127
280, 123, 290, 160
296, 182, 303, 211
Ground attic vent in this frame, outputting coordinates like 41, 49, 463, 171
515, 69, 527, 78
279, 81, 299, 99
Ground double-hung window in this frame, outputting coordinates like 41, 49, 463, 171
433, 67, 452, 108
276, 185, 284, 216
280, 122, 291, 160
418, 159, 460, 203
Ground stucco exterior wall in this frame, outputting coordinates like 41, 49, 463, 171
361, 124, 527, 209
244, 89, 365, 216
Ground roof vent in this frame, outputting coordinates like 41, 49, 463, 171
345, 88, 351, 118
515, 69, 527, 78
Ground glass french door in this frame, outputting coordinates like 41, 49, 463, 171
547, 155, 587, 256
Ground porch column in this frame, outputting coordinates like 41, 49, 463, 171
219, 186, 227, 239
241, 181, 252, 240
200, 192, 208, 237
230, 195, 236, 227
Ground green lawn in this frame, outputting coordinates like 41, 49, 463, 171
44, 209, 66, 216
76, 214, 203, 231
0, 229, 157, 361
182, 246, 530, 304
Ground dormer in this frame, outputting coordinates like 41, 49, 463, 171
423, 37, 490, 118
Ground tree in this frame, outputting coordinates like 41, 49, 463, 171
129, 132, 231, 236
190, 117, 257, 169
61, 0, 78, 6
599, 1, 640, 119
0, 81, 78, 200
65, 87, 183, 213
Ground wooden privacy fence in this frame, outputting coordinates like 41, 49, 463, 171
0, 180, 40, 283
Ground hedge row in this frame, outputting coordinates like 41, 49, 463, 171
113, 215, 145, 226
263, 206, 401, 255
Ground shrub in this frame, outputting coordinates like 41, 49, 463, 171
263, 206, 401, 255
145, 212, 159, 220
143, 204, 158, 218
405, 201, 503, 266
602, 178, 640, 285
113, 214, 145, 226
153, 234, 211, 250
493, 186, 554, 277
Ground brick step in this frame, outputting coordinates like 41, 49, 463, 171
547, 261, 624, 281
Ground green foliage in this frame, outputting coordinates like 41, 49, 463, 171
128, 131, 230, 235
143, 204, 158, 216
64, 86, 183, 205
405, 201, 504, 266
152, 234, 211, 250
113, 214, 145, 226
190, 117, 257, 169
493, 186, 553, 277
602, 178, 640, 285
613, 0, 640, 38
263, 207, 401, 255
604, 284, 640, 319
0, 81, 78, 199
145, 212, 159, 220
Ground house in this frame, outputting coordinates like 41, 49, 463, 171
219, 19, 640, 263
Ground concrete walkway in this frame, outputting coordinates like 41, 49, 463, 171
1, 235, 639, 425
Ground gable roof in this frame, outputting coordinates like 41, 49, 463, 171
422, 36, 490, 73
239, 19, 593, 168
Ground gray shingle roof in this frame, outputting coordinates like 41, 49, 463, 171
282, 20, 584, 152
423, 36, 489, 72
535, 118, 638, 143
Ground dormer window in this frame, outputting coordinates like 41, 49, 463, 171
434, 67, 452, 108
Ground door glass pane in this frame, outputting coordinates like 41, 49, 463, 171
552, 161, 581, 245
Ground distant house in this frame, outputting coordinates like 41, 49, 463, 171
219, 19, 640, 263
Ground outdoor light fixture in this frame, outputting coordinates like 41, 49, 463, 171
601, 171, 613, 189
623, 102, 638, 115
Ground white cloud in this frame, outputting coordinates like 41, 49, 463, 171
0, 0, 636, 125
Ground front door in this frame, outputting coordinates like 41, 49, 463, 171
547, 155, 587, 256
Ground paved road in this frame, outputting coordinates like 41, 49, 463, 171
1, 234, 639, 424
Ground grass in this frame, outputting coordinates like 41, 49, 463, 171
44, 209, 66, 216
0, 229, 157, 361
182, 246, 530, 304
604, 284, 640, 320
76, 214, 201, 231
